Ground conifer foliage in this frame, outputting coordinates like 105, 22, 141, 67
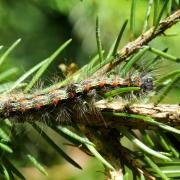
0, 1, 179, 179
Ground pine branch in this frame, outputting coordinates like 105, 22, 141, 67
97, 9, 180, 75
88, 101, 180, 128
0, 4, 179, 179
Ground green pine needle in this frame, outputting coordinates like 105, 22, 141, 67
2, 157, 25, 180
96, 17, 104, 63
32, 123, 82, 170
103, 112, 180, 135
154, 0, 169, 30
130, 0, 136, 34
0, 142, 13, 153
104, 87, 140, 98
5, 58, 49, 93
0, 39, 21, 67
0, 68, 18, 82
120, 46, 149, 77
118, 128, 171, 161
144, 155, 169, 180
56, 126, 95, 146
148, 46, 180, 62
155, 74, 180, 105
27, 154, 48, 176
112, 19, 128, 57
24, 39, 72, 93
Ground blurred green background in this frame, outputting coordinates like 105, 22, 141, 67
0, 0, 179, 179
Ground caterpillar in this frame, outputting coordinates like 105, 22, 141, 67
0, 75, 153, 124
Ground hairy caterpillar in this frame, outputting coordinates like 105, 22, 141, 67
0, 75, 153, 124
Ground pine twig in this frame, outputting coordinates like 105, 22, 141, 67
91, 101, 180, 128
120, 146, 156, 180
97, 9, 180, 75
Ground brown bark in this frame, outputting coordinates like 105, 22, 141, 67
85, 101, 180, 128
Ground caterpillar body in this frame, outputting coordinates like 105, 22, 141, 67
0, 75, 153, 123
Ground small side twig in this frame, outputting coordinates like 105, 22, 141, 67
120, 146, 155, 180
97, 9, 180, 75
74, 101, 180, 128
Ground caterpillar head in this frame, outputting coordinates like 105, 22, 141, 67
141, 76, 153, 92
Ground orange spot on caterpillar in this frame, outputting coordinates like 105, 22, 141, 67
19, 98, 27, 103
123, 81, 130, 86
34, 95, 43, 100
20, 107, 27, 113
35, 103, 42, 110
98, 81, 106, 88
111, 76, 120, 87
134, 76, 141, 86
18, 99, 28, 112
123, 77, 131, 86
68, 92, 76, 98
112, 81, 120, 87
52, 99, 60, 105
83, 84, 91, 92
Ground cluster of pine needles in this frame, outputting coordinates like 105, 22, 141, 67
0, 1, 180, 179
